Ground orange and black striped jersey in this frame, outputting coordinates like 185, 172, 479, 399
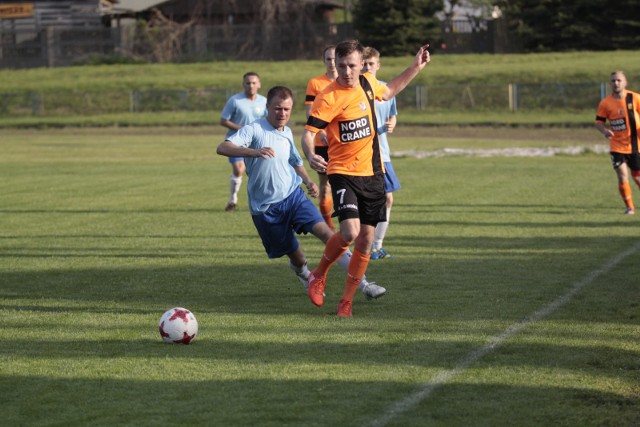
305, 74, 335, 147
595, 90, 640, 154
305, 73, 387, 176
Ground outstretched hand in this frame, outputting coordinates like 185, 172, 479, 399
415, 43, 431, 70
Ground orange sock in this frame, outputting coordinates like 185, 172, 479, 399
341, 248, 370, 302
314, 232, 349, 277
618, 182, 634, 209
319, 196, 335, 230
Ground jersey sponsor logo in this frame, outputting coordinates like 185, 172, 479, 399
611, 117, 627, 132
337, 203, 358, 212
339, 116, 372, 143
359, 102, 367, 112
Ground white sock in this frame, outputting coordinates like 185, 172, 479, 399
289, 259, 310, 278
373, 207, 391, 249
229, 174, 242, 204
337, 249, 369, 291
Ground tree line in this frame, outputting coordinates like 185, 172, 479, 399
351, 0, 640, 55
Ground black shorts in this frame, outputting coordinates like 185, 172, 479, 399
610, 152, 640, 171
328, 173, 386, 226
315, 146, 329, 175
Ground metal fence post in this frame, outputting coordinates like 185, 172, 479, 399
600, 82, 607, 99
31, 92, 43, 115
46, 27, 55, 68
509, 83, 518, 112
130, 90, 138, 113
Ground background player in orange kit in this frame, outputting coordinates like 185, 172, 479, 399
595, 71, 640, 215
305, 46, 337, 230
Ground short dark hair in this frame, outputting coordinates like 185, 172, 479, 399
335, 39, 364, 60
322, 45, 335, 58
243, 71, 260, 81
363, 46, 380, 60
267, 86, 294, 105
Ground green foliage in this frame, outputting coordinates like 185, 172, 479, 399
352, 0, 444, 56
496, 0, 640, 52
1, 126, 639, 425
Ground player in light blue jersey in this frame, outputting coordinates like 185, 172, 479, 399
217, 86, 385, 300
220, 72, 267, 212
362, 47, 401, 260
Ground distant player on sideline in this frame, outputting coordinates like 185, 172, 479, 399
302, 40, 431, 317
305, 45, 338, 230
362, 46, 399, 260
220, 72, 267, 212
216, 86, 386, 300
595, 71, 640, 215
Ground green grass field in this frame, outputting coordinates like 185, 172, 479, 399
1, 126, 638, 426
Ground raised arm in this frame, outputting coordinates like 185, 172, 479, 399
383, 44, 430, 101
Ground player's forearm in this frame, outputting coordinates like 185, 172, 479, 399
385, 45, 429, 100
216, 141, 249, 158
595, 122, 610, 137
294, 165, 313, 186
220, 119, 240, 131
301, 130, 316, 161
385, 64, 421, 100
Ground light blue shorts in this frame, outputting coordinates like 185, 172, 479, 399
383, 161, 401, 193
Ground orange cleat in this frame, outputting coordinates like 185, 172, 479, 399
337, 299, 352, 317
308, 271, 326, 307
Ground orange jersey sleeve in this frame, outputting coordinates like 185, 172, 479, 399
305, 74, 334, 106
595, 91, 640, 153
305, 74, 335, 147
305, 73, 387, 176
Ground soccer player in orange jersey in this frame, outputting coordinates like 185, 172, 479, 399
595, 71, 640, 215
301, 40, 430, 317
305, 46, 337, 230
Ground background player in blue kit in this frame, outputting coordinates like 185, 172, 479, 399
362, 47, 400, 260
220, 72, 267, 211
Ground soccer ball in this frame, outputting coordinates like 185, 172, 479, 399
158, 307, 198, 345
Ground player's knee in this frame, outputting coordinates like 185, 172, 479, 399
339, 229, 358, 244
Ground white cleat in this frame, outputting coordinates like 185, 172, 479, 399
288, 261, 309, 291
361, 282, 386, 300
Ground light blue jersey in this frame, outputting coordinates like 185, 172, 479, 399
227, 118, 304, 215
221, 92, 267, 139
375, 81, 397, 162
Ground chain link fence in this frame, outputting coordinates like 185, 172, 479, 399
0, 82, 612, 118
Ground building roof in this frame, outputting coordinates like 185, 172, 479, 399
107, 0, 166, 13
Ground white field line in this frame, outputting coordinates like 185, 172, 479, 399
368, 242, 640, 427
392, 144, 609, 159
